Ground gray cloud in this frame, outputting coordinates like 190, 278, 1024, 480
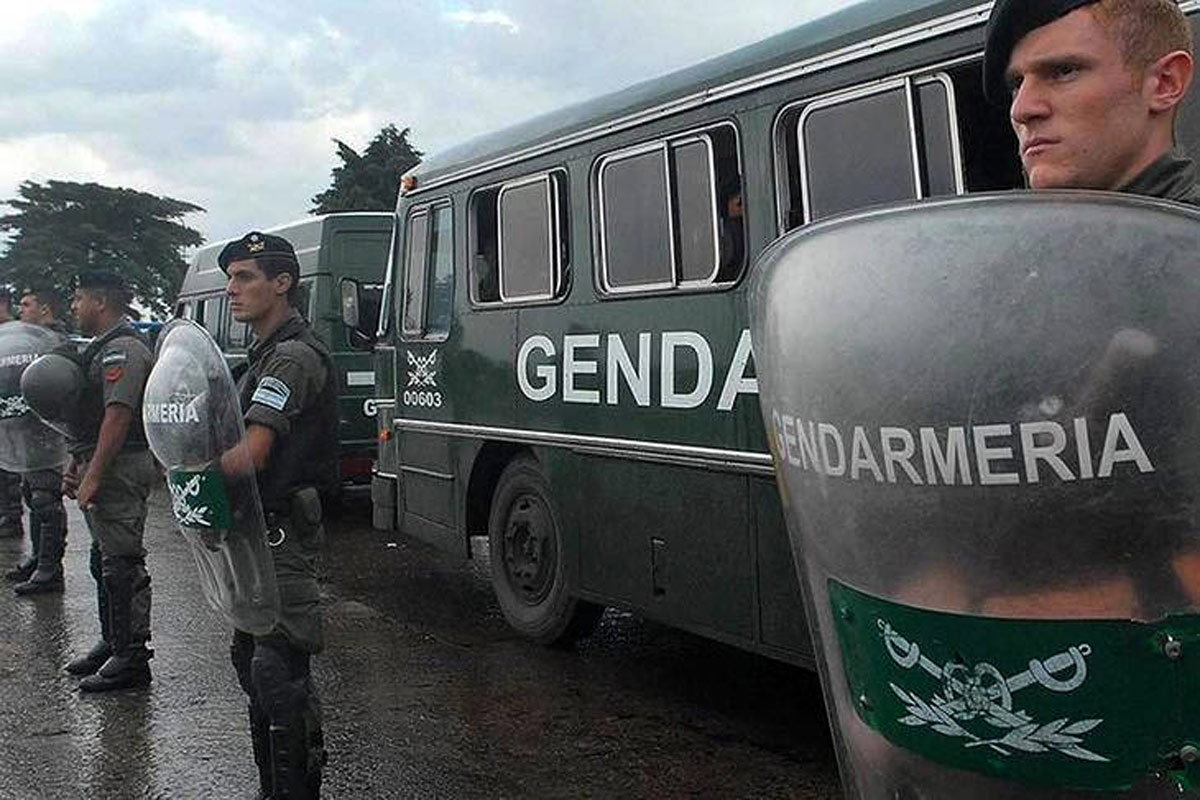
0, 0, 861, 251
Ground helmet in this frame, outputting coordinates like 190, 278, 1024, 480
21, 352, 84, 435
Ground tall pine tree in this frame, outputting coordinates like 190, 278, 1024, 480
311, 124, 422, 214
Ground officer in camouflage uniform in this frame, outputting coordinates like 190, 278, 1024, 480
219, 232, 336, 799
11, 287, 72, 595
58, 271, 157, 691
0, 288, 25, 546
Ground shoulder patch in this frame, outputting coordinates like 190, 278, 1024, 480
102, 350, 128, 367
104, 366, 124, 383
251, 376, 292, 412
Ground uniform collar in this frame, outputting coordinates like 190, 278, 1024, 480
1118, 150, 1199, 203
248, 308, 305, 362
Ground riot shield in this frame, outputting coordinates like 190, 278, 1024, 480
750, 193, 1200, 797
0, 322, 68, 472
143, 319, 279, 634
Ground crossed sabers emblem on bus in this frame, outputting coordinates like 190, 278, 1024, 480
407, 351, 438, 389
879, 619, 1108, 762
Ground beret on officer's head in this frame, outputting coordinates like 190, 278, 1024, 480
983, 0, 1100, 105
217, 231, 299, 276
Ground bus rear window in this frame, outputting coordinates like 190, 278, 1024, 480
596, 123, 742, 295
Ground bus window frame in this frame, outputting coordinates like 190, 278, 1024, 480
671, 132, 723, 289
376, 214, 400, 340
468, 168, 570, 308
400, 199, 454, 343
593, 120, 742, 298
773, 66, 967, 232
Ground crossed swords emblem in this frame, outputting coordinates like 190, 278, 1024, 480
407, 351, 438, 388
881, 619, 1091, 724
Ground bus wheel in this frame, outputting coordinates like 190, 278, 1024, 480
488, 456, 602, 645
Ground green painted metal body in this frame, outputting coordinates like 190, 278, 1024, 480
176, 213, 392, 484
368, 0, 1200, 670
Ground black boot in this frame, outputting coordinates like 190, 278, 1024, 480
268, 721, 316, 800
79, 572, 152, 692
4, 512, 37, 582
249, 703, 273, 799
14, 515, 64, 595
65, 639, 112, 676
79, 648, 152, 692
4, 555, 35, 583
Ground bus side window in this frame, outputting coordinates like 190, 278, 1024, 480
597, 122, 742, 294
470, 171, 568, 306
775, 74, 964, 229
401, 202, 454, 339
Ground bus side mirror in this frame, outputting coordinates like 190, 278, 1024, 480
340, 278, 376, 350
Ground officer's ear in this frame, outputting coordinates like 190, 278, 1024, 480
273, 271, 293, 299
1145, 50, 1194, 115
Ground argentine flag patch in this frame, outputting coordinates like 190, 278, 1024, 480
251, 376, 292, 411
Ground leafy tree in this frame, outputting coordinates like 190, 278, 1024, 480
311, 124, 422, 214
0, 180, 204, 317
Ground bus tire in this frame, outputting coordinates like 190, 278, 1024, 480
488, 456, 602, 646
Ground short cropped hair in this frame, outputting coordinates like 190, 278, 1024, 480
1094, 0, 1193, 72
80, 285, 132, 315
21, 288, 58, 316
254, 254, 301, 305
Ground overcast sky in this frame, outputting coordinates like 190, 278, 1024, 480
1, 0, 862, 247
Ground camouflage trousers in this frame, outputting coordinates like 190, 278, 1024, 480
80, 450, 157, 648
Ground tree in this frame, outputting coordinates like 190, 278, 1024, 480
0, 180, 204, 317
311, 124, 422, 214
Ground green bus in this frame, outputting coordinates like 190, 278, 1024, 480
359, 0, 1200, 664
177, 212, 392, 487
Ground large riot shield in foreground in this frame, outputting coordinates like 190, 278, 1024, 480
143, 319, 279, 634
750, 193, 1200, 798
0, 322, 68, 472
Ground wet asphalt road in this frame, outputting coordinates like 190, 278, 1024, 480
0, 488, 841, 799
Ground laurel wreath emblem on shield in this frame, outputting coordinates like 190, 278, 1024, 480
880, 619, 1108, 762
169, 472, 213, 528
0, 394, 31, 419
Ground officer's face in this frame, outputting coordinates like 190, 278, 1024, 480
1006, 9, 1160, 190
226, 259, 287, 322
71, 289, 103, 336
19, 295, 50, 326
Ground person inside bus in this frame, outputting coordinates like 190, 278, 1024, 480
717, 176, 745, 279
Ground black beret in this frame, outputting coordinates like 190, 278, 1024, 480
983, 0, 1100, 105
76, 270, 128, 292
217, 231, 299, 274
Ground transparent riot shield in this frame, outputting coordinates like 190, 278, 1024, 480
143, 319, 279, 634
750, 193, 1200, 798
0, 322, 68, 472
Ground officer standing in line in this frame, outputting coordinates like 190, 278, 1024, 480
11, 287, 71, 595
55, 271, 157, 691
219, 232, 335, 799
985, 0, 1197, 202
0, 289, 25, 545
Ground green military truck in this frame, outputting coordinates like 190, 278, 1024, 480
176, 212, 392, 488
